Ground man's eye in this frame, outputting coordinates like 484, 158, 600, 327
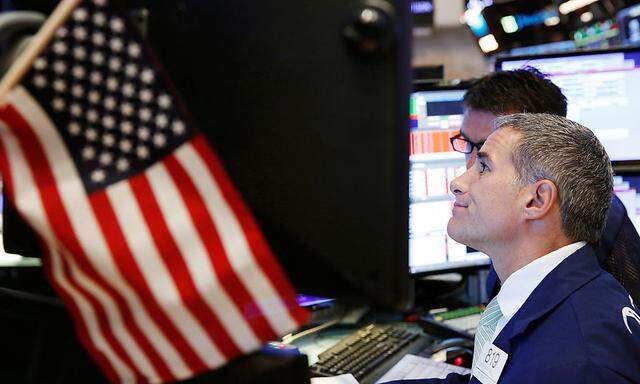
478, 161, 489, 174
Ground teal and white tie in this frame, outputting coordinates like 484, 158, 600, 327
472, 297, 504, 369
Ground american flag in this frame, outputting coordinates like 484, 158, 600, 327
0, 0, 308, 382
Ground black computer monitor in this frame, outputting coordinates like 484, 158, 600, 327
409, 82, 489, 275
145, 0, 413, 310
496, 47, 640, 167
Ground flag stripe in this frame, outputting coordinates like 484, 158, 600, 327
0, 100, 150, 379
5, 87, 178, 380
0, 123, 129, 382
147, 159, 262, 352
185, 137, 308, 332
163, 154, 279, 343
106, 180, 223, 371
129, 174, 241, 359
90, 190, 197, 380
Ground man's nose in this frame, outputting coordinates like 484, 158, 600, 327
450, 172, 467, 196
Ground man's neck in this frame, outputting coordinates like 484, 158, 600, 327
489, 234, 574, 283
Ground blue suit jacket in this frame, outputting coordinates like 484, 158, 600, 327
385, 245, 640, 383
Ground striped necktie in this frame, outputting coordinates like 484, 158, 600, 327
472, 297, 504, 368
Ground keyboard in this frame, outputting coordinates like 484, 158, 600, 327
310, 323, 433, 383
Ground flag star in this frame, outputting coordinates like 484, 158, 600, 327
82, 146, 96, 160
92, 32, 106, 47
53, 79, 67, 93
106, 77, 119, 92
53, 61, 67, 74
157, 94, 172, 109
91, 52, 105, 66
122, 82, 135, 97
128, 43, 141, 58
102, 115, 116, 129
108, 57, 122, 72
90, 71, 103, 85
93, 12, 106, 26
73, 7, 88, 22
110, 17, 125, 33
32, 75, 47, 88
70, 103, 82, 117
55, 27, 68, 38
116, 158, 130, 172
73, 46, 87, 60
172, 120, 186, 135
72, 65, 86, 79
138, 108, 152, 122
68, 122, 82, 136
120, 102, 133, 116
88, 90, 101, 104
102, 133, 116, 147
99, 152, 113, 166
136, 145, 150, 159
109, 37, 123, 52
119, 139, 132, 152
120, 121, 134, 134
124, 63, 137, 77
153, 133, 166, 147
85, 128, 98, 141
33, 58, 47, 70
52, 98, 65, 111
138, 126, 151, 140
139, 89, 153, 103
86, 109, 99, 123
155, 114, 169, 128
91, 169, 106, 182
141, 69, 154, 84
71, 84, 84, 98
104, 96, 116, 110
53, 41, 67, 55
73, 26, 87, 41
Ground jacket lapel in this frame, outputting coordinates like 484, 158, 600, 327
491, 245, 603, 354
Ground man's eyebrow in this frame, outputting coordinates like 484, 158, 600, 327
477, 151, 491, 162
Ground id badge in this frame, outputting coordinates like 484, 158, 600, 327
471, 342, 508, 384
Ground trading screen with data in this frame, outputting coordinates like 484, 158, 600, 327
409, 86, 489, 274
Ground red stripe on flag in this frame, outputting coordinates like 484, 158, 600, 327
164, 153, 279, 341
191, 135, 309, 326
129, 173, 242, 359
90, 190, 207, 377
0, 130, 119, 380
1, 104, 146, 380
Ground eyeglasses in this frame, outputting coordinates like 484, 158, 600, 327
449, 133, 485, 154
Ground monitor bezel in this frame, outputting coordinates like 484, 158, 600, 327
494, 46, 640, 170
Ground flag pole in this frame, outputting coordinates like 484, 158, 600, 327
0, 0, 81, 104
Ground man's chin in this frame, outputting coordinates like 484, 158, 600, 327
447, 223, 474, 248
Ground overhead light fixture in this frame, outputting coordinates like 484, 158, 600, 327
479, 34, 499, 53
500, 15, 519, 33
559, 0, 599, 15
544, 16, 561, 26
580, 11, 594, 22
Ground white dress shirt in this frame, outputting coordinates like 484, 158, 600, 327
491, 241, 587, 342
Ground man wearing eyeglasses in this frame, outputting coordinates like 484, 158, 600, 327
451, 68, 640, 305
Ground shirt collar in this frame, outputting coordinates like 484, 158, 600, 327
496, 241, 587, 321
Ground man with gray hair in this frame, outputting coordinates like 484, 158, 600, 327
385, 114, 640, 384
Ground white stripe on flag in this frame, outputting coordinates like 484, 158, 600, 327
0, 122, 134, 382
7, 86, 176, 379
106, 180, 225, 368
175, 143, 297, 335
146, 161, 261, 352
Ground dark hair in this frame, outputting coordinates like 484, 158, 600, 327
463, 67, 567, 117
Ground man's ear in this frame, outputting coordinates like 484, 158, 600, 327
523, 180, 558, 220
